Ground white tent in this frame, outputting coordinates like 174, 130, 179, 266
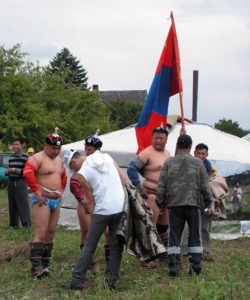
58, 122, 250, 229
242, 133, 250, 142
62, 122, 250, 176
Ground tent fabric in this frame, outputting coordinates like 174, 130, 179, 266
242, 133, 250, 141
62, 122, 250, 176
58, 122, 250, 231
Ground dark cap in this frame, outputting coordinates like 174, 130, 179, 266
46, 134, 64, 146
177, 134, 192, 148
85, 135, 103, 149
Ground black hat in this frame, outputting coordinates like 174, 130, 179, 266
177, 134, 192, 148
46, 133, 63, 146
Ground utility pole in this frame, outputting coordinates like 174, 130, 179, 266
192, 70, 199, 122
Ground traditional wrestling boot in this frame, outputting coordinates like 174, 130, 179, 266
42, 243, 53, 276
30, 242, 45, 278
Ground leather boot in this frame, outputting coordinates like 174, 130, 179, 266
42, 243, 53, 276
30, 242, 45, 278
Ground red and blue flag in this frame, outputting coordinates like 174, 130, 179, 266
135, 12, 182, 153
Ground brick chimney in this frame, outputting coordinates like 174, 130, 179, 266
92, 84, 99, 92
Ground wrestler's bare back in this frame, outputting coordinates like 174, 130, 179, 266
139, 146, 170, 191
33, 151, 63, 192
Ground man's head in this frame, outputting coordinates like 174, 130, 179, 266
45, 133, 64, 159
84, 135, 103, 156
176, 134, 193, 152
194, 143, 209, 162
152, 127, 168, 151
63, 149, 83, 171
12, 137, 24, 154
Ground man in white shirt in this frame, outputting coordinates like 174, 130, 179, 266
69, 150, 126, 291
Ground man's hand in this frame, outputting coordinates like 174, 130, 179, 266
34, 191, 45, 207
136, 185, 148, 199
6, 168, 15, 174
83, 201, 94, 214
205, 207, 213, 215
180, 127, 186, 135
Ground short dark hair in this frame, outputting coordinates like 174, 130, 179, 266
177, 134, 192, 149
72, 152, 81, 160
152, 127, 168, 137
12, 137, 24, 145
195, 143, 208, 152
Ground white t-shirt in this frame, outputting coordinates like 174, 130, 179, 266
78, 151, 125, 215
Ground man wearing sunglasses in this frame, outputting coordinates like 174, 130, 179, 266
23, 133, 67, 278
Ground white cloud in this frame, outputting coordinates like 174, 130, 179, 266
0, 0, 249, 129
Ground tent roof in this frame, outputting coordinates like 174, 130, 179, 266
242, 133, 250, 141
62, 122, 250, 176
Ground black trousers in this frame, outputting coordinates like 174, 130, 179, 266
168, 206, 202, 273
8, 179, 31, 228
71, 212, 124, 289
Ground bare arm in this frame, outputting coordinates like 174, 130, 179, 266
113, 160, 127, 186
77, 174, 94, 214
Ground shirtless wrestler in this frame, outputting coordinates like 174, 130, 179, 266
23, 133, 67, 277
127, 127, 170, 247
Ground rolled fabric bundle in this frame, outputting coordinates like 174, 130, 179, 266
0, 167, 8, 180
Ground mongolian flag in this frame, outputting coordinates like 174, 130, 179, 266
135, 12, 183, 153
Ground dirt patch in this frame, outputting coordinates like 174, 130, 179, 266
0, 241, 30, 262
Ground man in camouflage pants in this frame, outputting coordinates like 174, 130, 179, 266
156, 135, 212, 276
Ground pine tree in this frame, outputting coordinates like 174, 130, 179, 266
50, 48, 88, 90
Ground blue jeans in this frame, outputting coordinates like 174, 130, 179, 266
71, 212, 123, 289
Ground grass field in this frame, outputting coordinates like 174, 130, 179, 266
0, 188, 250, 300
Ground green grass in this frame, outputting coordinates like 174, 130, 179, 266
0, 188, 250, 299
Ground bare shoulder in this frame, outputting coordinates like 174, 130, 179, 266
31, 151, 44, 164
164, 149, 171, 158
139, 146, 153, 162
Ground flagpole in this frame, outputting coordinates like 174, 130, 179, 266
170, 11, 185, 129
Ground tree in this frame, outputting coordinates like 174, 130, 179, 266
214, 118, 249, 137
49, 48, 88, 90
0, 44, 114, 150
105, 100, 143, 129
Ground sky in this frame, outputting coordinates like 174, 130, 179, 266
1, 0, 249, 129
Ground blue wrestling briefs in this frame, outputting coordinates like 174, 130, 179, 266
31, 194, 61, 212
